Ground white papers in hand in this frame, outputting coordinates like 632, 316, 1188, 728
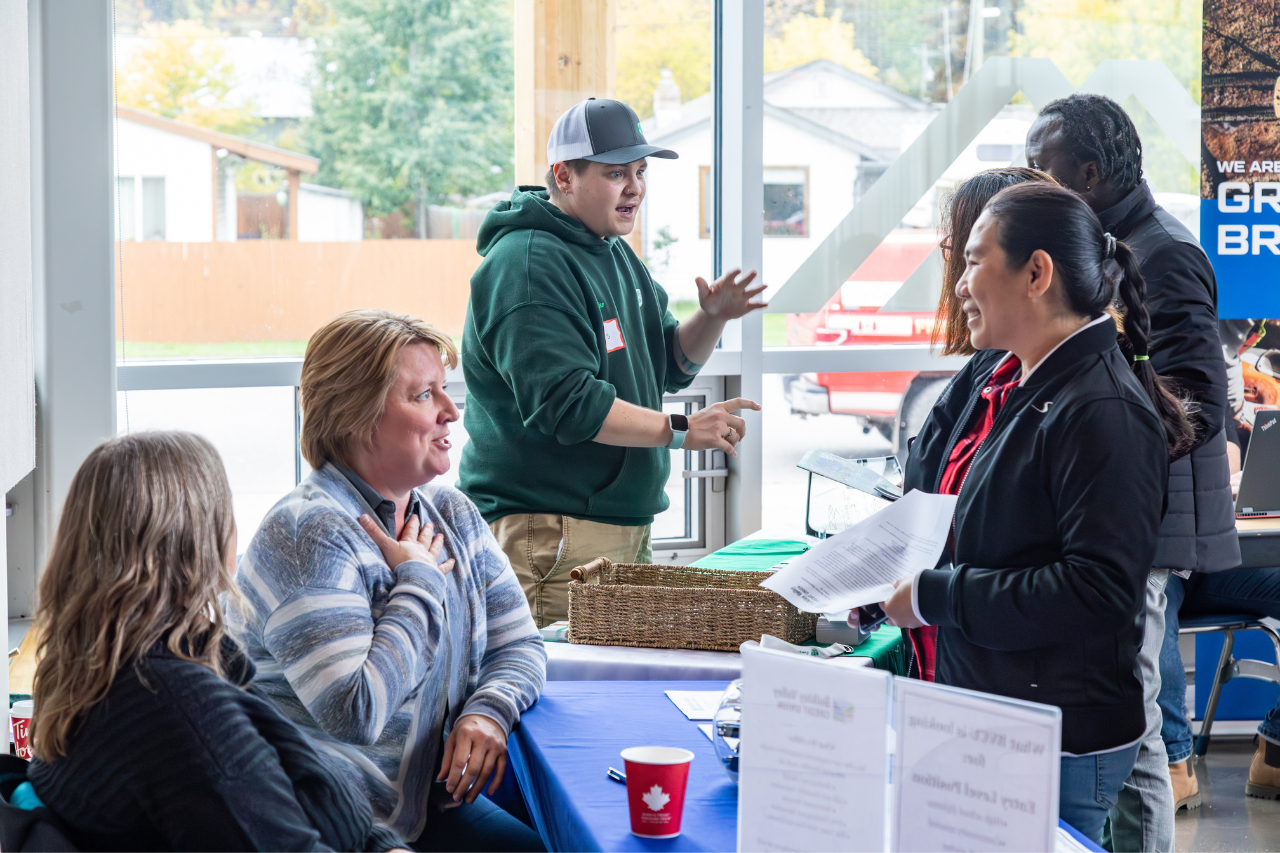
664, 690, 723, 720
760, 490, 957, 613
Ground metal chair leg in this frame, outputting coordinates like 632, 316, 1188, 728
1195, 629, 1236, 758
1258, 622, 1280, 680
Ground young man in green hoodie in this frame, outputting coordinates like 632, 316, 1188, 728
459, 98, 766, 626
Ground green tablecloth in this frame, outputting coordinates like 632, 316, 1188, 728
825, 626, 909, 676
693, 537, 909, 676
690, 538, 815, 572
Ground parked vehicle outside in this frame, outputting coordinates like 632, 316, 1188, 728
781, 229, 952, 454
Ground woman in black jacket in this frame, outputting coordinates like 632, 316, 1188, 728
26, 431, 403, 853
879, 182, 1194, 845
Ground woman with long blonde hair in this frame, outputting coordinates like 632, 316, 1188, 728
26, 432, 401, 852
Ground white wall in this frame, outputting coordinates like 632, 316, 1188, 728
644, 113, 862, 302
2, 0, 35, 656
26, 0, 118, 618
298, 184, 363, 241
1, 0, 35, 493
117, 119, 214, 242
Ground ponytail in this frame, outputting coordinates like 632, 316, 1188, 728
1111, 240, 1196, 457
984, 182, 1197, 458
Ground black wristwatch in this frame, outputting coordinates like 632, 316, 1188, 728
667, 413, 689, 449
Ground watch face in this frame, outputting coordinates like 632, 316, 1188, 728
670, 413, 690, 432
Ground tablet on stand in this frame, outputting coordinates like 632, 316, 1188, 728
796, 450, 905, 647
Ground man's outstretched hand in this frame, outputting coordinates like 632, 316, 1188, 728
696, 267, 766, 321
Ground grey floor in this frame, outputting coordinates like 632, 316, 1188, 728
1175, 737, 1280, 852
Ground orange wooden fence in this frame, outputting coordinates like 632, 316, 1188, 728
116, 240, 482, 343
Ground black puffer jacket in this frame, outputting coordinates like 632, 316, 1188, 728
1098, 183, 1240, 574
906, 321, 1169, 755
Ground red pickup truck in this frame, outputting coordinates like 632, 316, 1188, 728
782, 230, 955, 453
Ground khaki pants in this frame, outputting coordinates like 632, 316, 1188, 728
490, 514, 652, 628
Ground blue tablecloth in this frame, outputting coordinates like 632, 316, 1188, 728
510, 680, 736, 852
508, 680, 1103, 853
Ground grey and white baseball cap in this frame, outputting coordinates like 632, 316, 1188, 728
546, 98, 678, 166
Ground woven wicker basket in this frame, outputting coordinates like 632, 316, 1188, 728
566, 557, 817, 652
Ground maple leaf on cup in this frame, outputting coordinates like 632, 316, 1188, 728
642, 784, 670, 811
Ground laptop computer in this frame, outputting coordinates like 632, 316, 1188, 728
1237, 408, 1280, 518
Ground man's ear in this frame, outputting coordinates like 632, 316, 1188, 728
1026, 249, 1055, 300
552, 162, 573, 196
1081, 160, 1102, 191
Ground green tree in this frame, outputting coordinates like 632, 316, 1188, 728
617, 0, 713, 121
116, 19, 261, 134
825, 0, 970, 103
1014, 0, 1202, 193
300, 0, 514, 227
765, 1, 876, 78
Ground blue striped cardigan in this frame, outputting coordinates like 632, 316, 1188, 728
229, 463, 546, 841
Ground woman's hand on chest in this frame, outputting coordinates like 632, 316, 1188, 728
359, 513, 456, 575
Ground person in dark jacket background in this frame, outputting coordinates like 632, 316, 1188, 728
26, 431, 402, 853
1157, 317, 1280, 805
1026, 94, 1239, 848
880, 182, 1191, 845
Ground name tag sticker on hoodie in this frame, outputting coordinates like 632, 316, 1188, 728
603, 318, 626, 352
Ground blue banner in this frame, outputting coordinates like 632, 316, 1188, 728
1202, 188, 1280, 319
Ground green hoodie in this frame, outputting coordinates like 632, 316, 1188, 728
458, 187, 696, 526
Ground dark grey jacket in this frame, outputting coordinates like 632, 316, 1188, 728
1099, 184, 1240, 573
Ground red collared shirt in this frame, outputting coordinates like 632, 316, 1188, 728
909, 354, 1022, 682
939, 354, 1024, 497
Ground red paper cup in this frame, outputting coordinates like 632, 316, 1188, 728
11, 700, 33, 761
621, 746, 695, 839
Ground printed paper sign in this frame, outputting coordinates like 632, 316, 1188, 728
737, 644, 891, 852
603, 318, 626, 352
892, 678, 1061, 853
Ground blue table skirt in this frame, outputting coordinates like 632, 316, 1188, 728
508, 680, 1102, 853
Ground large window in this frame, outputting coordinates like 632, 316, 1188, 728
112, 0, 720, 551
105, 0, 1204, 549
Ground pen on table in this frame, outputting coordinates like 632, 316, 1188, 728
607, 767, 627, 784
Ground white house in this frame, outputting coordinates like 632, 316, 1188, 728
640, 60, 1040, 302
115, 106, 362, 242
116, 113, 219, 242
